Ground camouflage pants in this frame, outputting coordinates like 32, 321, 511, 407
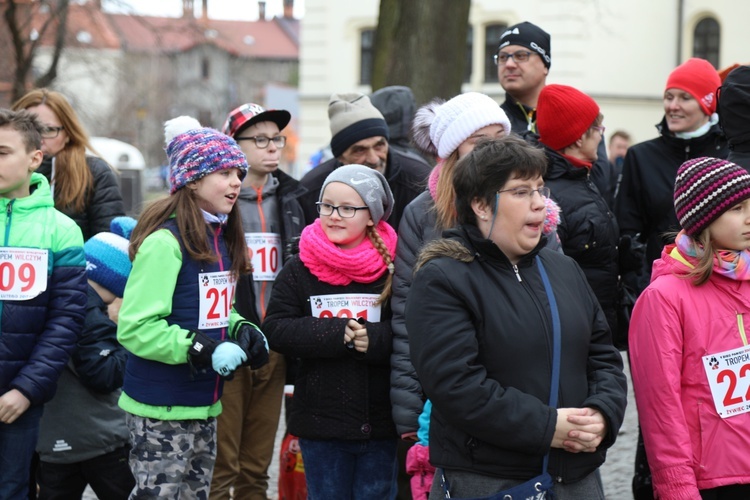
126, 414, 217, 499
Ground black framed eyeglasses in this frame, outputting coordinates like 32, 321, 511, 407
40, 126, 64, 139
235, 135, 287, 149
493, 50, 533, 66
316, 202, 369, 218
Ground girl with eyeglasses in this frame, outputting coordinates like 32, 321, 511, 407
262, 164, 399, 499
12, 89, 125, 241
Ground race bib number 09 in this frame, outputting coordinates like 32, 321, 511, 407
198, 271, 236, 329
703, 344, 750, 418
309, 293, 381, 322
0, 248, 48, 300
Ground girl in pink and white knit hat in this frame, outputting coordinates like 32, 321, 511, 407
262, 164, 398, 499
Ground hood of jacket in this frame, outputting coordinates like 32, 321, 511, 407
416, 224, 547, 272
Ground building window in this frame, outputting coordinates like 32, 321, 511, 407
464, 26, 473, 83
201, 57, 210, 80
693, 17, 720, 68
360, 29, 374, 85
485, 23, 508, 82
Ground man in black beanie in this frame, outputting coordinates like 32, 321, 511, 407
298, 92, 431, 232
495, 21, 615, 207
719, 65, 750, 171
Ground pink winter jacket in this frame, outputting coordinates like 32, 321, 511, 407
630, 245, 750, 499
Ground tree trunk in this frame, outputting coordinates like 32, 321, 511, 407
2, 0, 70, 104
371, 0, 470, 105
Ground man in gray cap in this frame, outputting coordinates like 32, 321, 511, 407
495, 21, 614, 207
299, 92, 431, 232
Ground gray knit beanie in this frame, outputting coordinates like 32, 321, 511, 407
329, 93, 390, 158
319, 164, 394, 224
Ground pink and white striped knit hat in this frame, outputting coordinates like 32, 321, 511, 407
674, 157, 750, 236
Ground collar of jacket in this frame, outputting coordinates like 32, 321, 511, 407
444, 224, 547, 269
655, 116, 726, 152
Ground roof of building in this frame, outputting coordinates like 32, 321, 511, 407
107, 13, 298, 59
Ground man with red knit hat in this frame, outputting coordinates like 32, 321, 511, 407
536, 84, 621, 339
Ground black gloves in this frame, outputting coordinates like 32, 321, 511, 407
235, 322, 270, 370
618, 234, 645, 274
187, 330, 219, 369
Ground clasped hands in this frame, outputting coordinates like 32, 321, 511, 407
552, 407, 607, 453
344, 319, 369, 353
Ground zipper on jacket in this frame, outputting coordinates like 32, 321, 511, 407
512, 264, 522, 282
684, 144, 691, 160
738, 312, 748, 346
4, 200, 14, 246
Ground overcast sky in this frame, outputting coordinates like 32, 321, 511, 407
103, 0, 305, 21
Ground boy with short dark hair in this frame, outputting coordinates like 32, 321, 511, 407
0, 108, 87, 498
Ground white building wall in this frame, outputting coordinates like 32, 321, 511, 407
299, 0, 748, 167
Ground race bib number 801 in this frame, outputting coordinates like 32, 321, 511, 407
309, 293, 381, 322
0, 248, 48, 300
198, 271, 236, 329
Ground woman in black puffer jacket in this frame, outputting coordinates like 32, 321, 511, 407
13, 89, 125, 241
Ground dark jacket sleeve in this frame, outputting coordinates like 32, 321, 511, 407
70, 286, 128, 394
390, 197, 429, 435
11, 245, 87, 406
576, 266, 628, 449
85, 156, 125, 238
614, 149, 645, 239
262, 259, 359, 360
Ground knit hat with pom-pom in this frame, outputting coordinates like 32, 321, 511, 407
165, 116, 248, 194
411, 93, 511, 160
84, 216, 137, 298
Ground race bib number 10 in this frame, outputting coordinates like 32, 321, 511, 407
245, 232, 282, 281
198, 271, 236, 329
0, 248, 48, 300
309, 293, 381, 322
703, 344, 750, 418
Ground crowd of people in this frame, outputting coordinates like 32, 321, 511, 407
1, 17, 750, 500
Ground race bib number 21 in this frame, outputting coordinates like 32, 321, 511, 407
198, 271, 236, 329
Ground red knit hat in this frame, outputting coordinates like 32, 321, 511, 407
665, 58, 721, 115
537, 84, 600, 151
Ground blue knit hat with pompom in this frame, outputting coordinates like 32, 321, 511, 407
84, 217, 137, 298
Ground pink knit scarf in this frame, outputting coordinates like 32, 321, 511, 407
299, 219, 397, 286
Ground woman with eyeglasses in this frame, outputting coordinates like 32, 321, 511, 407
12, 89, 124, 241
535, 84, 621, 345
391, 91, 562, 499
406, 136, 627, 499
262, 164, 399, 499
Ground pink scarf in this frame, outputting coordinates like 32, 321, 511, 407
299, 219, 397, 286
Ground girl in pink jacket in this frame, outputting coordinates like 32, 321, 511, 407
630, 157, 750, 500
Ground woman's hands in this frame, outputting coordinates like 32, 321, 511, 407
552, 407, 607, 453
344, 319, 369, 353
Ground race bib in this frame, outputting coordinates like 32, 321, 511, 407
198, 271, 236, 329
0, 248, 48, 300
309, 293, 381, 322
245, 232, 282, 281
703, 344, 750, 418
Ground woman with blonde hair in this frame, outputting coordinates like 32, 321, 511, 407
13, 88, 124, 240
